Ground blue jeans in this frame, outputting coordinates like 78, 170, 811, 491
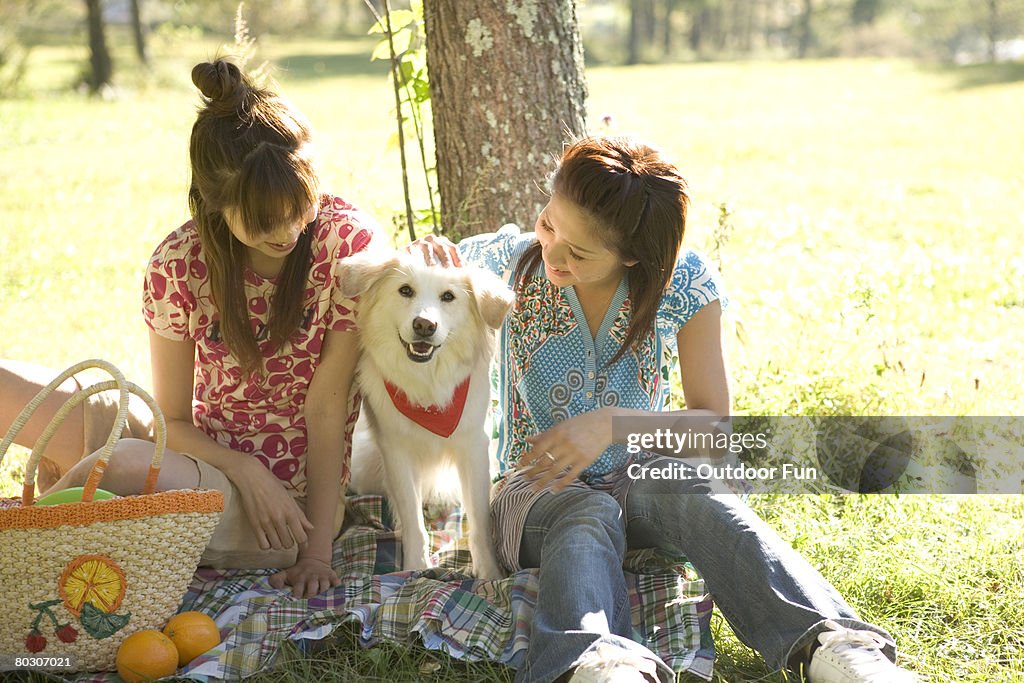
511, 459, 896, 683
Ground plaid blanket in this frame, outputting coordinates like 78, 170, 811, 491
68, 495, 715, 681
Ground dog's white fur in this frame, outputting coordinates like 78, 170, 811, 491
341, 251, 513, 579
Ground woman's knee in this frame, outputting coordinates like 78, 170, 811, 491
626, 472, 757, 537
550, 489, 626, 548
95, 438, 158, 492
519, 488, 626, 568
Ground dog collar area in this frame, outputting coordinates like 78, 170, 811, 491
383, 378, 471, 438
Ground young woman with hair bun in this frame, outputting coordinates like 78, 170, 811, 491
0, 59, 380, 598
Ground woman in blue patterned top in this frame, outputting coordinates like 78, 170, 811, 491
416, 136, 917, 683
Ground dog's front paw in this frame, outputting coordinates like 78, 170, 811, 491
468, 552, 504, 581
401, 543, 433, 572
402, 556, 431, 571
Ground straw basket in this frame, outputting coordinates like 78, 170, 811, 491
0, 360, 223, 673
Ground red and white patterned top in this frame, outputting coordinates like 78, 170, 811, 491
142, 195, 377, 496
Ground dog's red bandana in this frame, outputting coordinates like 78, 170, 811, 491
383, 378, 471, 438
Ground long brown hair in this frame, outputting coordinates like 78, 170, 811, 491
188, 59, 320, 375
513, 136, 689, 364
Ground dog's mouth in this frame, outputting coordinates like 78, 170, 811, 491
402, 339, 438, 363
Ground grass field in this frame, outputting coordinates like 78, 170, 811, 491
2, 32, 1023, 682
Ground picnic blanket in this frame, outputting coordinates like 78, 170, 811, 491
67, 494, 715, 681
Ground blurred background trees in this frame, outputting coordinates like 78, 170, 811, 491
3, 0, 1022, 99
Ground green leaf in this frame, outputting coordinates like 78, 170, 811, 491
79, 603, 131, 640
391, 28, 412, 56
372, 29, 412, 62
399, 59, 416, 83
383, 10, 416, 31
371, 40, 391, 62
370, 10, 417, 36
400, 50, 424, 72
413, 80, 431, 103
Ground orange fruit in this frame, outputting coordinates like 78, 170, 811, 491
162, 611, 221, 666
59, 554, 126, 616
116, 630, 179, 682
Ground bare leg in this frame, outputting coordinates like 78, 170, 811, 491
1, 360, 155, 492
1, 360, 88, 490
1, 360, 87, 460
44, 438, 201, 497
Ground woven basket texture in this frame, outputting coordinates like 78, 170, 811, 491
0, 491, 223, 671
0, 360, 224, 672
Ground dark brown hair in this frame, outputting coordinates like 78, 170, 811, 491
513, 136, 689, 364
188, 59, 320, 375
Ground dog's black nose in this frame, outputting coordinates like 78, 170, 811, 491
413, 316, 437, 338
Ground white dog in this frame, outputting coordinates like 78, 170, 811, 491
340, 251, 514, 580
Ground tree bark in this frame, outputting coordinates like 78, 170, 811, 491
84, 0, 112, 92
130, 0, 148, 66
424, 0, 587, 237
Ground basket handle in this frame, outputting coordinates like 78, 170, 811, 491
26, 380, 168, 505
0, 360, 167, 505
0, 359, 130, 483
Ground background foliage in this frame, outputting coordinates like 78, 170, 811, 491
1, 2, 1022, 681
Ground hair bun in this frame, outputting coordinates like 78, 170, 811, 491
191, 60, 243, 101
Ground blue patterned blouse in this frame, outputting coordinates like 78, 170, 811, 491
459, 225, 728, 481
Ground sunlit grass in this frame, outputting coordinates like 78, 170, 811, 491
1, 36, 1022, 682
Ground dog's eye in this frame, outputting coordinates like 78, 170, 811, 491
440, 291, 455, 303
399, 285, 414, 297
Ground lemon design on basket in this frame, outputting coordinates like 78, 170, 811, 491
58, 554, 131, 639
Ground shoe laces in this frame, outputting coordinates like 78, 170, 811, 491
815, 621, 895, 674
572, 645, 658, 682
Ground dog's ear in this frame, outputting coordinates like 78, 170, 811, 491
469, 269, 515, 329
338, 252, 400, 298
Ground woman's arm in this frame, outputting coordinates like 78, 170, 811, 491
522, 300, 730, 491
149, 330, 312, 552
676, 299, 730, 417
268, 327, 360, 598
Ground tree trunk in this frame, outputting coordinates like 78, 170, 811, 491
84, 0, 112, 92
424, 0, 587, 237
850, 0, 881, 26
796, 0, 814, 58
763, 0, 779, 49
741, 0, 755, 52
712, 1, 727, 52
690, 6, 711, 55
987, 0, 999, 62
130, 0, 148, 66
628, 0, 641, 64
642, 0, 657, 46
663, 0, 679, 56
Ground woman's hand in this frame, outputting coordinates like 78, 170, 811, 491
269, 556, 340, 599
518, 408, 614, 492
222, 456, 313, 552
407, 234, 461, 268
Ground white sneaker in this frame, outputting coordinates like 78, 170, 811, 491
569, 643, 661, 683
807, 620, 920, 683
